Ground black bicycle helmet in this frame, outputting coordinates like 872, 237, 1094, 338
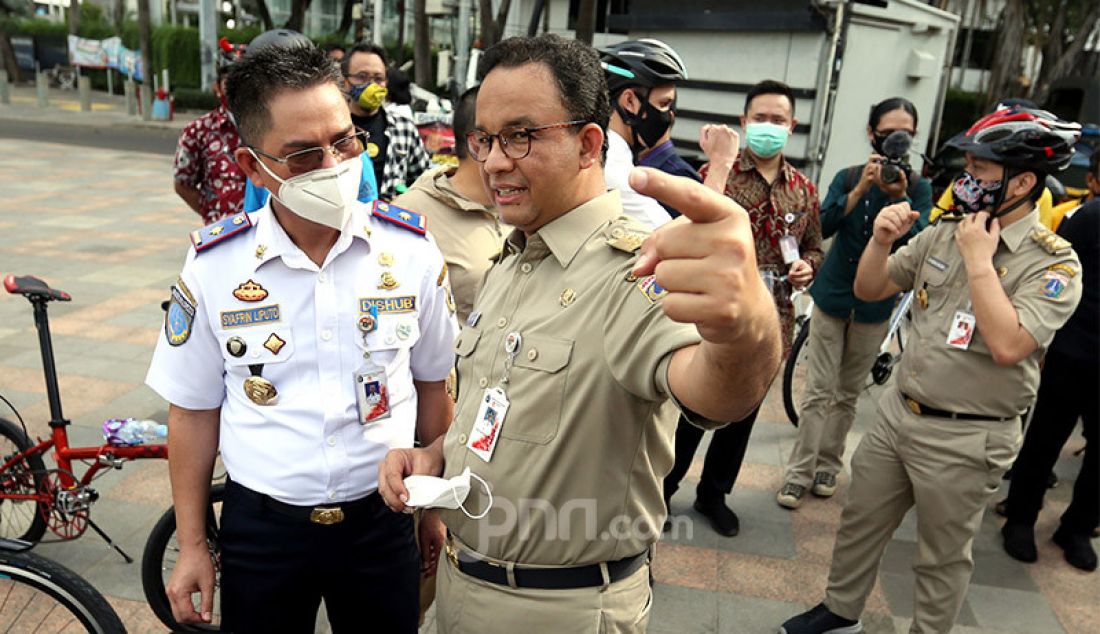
599, 38, 687, 95
947, 106, 1081, 174
246, 29, 313, 56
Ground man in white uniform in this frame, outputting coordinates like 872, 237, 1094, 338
146, 43, 457, 633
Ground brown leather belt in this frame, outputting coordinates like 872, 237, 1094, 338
900, 393, 1017, 422
228, 480, 380, 525
446, 539, 647, 589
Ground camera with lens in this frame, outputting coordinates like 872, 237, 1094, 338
877, 130, 913, 185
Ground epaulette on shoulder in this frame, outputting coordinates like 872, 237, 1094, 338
603, 216, 650, 254
190, 213, 253, 253
932, 207, 965, 224
1030, 225, 1072, 255
372, 200, 427, 236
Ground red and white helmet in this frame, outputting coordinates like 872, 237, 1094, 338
948, 106, 1080, 173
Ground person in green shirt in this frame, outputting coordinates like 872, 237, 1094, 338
776, 97, 932, 510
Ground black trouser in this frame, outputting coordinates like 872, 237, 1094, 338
664, 405, 759, 503
220, 480, 419, 634
1005, 348, 1099, 535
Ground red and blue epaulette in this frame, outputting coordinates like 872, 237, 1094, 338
190, 213, 253, 253
371, 200, 427, 236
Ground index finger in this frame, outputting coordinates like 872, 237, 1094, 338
628, 167, 738, 225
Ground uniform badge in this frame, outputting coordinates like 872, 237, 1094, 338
226, 336, 247, 357
437, 263, 448, 287
255, 245, 267, 260
1041, 270, 1069, 299
1047, 263, 1077, 278
165, 285, 196, 347
997, 266, 1008, 278
378, 252, 395, 267
264, 333, 286, 355
917, 287, 929, 310
379, 272, 400, 290
926, 256, 948, 272
445, 287, 456, 315
372, 200, 427, 236
367, 142, 380, 158
396, 322, 413, 341
232, 280, 268, 302
358, 314, 377, 333
244, 375, 278, 406
360, 296, 416, 314
560, 288, 576, 307
221, 305, 281, 329
191, 213, 253, 253
637, 275, 668, 303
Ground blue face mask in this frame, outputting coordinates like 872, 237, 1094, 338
744, 122, 789, 159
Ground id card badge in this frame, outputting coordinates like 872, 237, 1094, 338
779, 234, 800, 265
946, 310, 976, 350
355, 362, 392, 424
467, 387, 510, 462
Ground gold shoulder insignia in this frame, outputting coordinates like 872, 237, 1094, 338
603, 219, 649, 253
1030, 227, 1071, 255
1047, 262, 1078, 278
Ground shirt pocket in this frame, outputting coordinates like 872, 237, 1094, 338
500, 334, 573, 445
915, 257, 953, 340
452, 326, 482, 408
216, 325, 301, 406
357, 315, 421, 407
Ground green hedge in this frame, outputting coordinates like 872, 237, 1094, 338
174, 87, 219, 111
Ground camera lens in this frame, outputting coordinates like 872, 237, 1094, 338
880, 163, 900, 184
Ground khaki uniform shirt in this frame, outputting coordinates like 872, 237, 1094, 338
439, 191, 711, 566
887, 207, 1082, 417
395, 166, 506, 324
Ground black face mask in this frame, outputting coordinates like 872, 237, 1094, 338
616, 89, 674, 151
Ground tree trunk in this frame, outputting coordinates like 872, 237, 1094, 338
1033, 3, 1100, 103
335, 0, 355, 39
0, 28, 22, 83
397, 0, 407, 65
112, 0, 126, 31
574, 0, 596, 45
493, 0, 510, 40
413, 0, 430, 87
478, 0, 495, 47
984, 0, 1027, 110
250, 0, 275, 30
285, 0, 312, 32
68, 0, 80, 35
137, 0, 153, 83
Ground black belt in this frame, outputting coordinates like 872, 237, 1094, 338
447, 541, 647, 590
901, 393, 1017, 422
227, 480, 381, 525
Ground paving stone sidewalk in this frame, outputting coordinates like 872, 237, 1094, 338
0, 128, 1096, 633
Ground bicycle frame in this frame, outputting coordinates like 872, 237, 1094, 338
1, 293, 167, 502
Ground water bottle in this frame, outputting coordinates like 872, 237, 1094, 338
102, 418, 168, 446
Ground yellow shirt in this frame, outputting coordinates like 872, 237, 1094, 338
933, 187, 1054, 229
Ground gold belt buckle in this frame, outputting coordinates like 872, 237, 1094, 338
309, 507, 345, 525
905, 398, 922, 415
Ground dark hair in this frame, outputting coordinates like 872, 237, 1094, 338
387, 67, 412, 105
868, 97, 919, 131
453, 86, 478, 160
477, 34, 610, 158
226, 43, 343, 145
343, 42, 388, 73
1089, 149, 1099, 178
323, 42, 346, 55
744, 80, 795, 117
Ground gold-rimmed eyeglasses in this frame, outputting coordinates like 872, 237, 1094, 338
249, 129, 369, 174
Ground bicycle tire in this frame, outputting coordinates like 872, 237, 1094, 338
141, 483, 224, 632
783, 318, 812, 427
0, 547, 125, 633
0, 417, 48, 542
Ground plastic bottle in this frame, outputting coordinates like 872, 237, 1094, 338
102, 418, 168, 446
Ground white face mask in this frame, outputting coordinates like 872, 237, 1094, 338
251, 151, 363, 230
403, 467, 493, 519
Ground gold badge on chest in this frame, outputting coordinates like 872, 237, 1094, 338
378, 272, 400, 290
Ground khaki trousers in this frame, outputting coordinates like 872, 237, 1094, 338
825, 388, 1021, 634
436, 552, 652, 633
784, 310, 891, 487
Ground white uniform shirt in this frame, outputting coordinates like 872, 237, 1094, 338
604, 129, 672, 229
146, 202, 458, 506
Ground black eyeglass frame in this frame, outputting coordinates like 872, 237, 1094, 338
466, 119, 589, 162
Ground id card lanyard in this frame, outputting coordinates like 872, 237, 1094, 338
355, 305, 392, 424
779, 212, 800, 265
466, 331, 519, 462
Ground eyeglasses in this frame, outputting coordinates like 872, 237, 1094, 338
466, 120, 588, 162
346, 72, 387, 85
249, 129, 369, 174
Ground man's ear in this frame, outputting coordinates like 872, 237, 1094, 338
234, 147, 269, 190
1011, 170, 1038, 199
577, 123, 605, 169
789, 117, 798, 133
618, 88, 640, 116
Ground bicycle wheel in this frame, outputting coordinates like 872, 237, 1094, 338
141, 483, 224, 632
782, 318, 811, 427
0, 545, 125, 633
0, 417, 48, 542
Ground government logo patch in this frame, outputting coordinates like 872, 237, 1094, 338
165, 285, 196, 346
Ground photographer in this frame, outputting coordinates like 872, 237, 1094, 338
776, 97, 932, 510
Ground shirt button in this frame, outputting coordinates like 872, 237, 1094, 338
318, 272, 327, 283
527, 348, 538, 361
496, 317, 507, 328
458, 433, 467, 444
478, 377, 489, 388
328, 491, 336, 500
520, 262, 533, 274
321, 330, 332, 341
327, 435, 336, 446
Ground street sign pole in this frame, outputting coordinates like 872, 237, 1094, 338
198, 0, 218, 92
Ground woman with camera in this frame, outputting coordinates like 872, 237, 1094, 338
776, 97, 933, 510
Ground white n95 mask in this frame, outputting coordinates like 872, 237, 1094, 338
251, 152, 363, 231
403, 467, 492, 519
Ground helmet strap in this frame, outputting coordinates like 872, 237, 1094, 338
990, 166, 1038, 220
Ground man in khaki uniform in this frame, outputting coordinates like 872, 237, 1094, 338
395, 86, 505, 325
379, 34, 782, 632
779, 107, 1083, 634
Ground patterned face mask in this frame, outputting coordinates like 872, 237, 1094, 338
951, 170, 1003, 213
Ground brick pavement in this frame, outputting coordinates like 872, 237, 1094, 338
1, 99, 1097, 633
